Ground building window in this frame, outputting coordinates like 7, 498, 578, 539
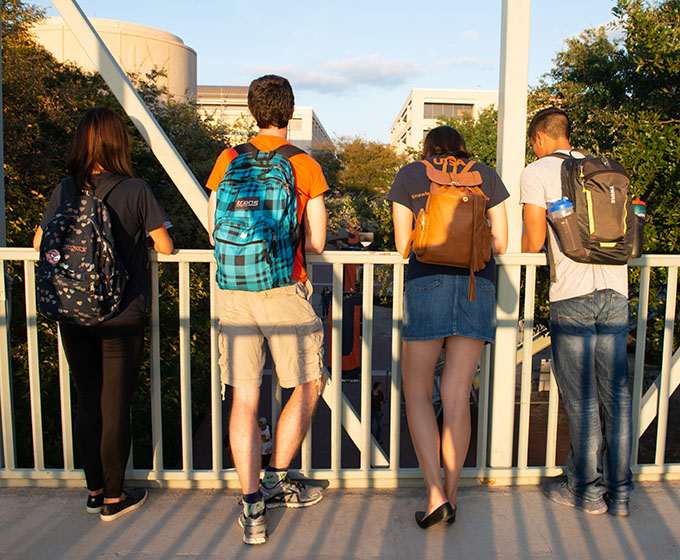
288, 118, 302, 132
423, 103, 473, 120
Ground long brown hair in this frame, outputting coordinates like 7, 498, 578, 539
422, 125, 470, 160
66, 107, 134, 188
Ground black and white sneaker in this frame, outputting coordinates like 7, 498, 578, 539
238, 508, 267, 545
100, 488, 147, 521
86, 493, 103, 514
261, 475, 324, 509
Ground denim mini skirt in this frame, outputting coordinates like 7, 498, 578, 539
402, 274, 497, 342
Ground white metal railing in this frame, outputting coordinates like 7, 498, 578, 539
0, 248, 678, 487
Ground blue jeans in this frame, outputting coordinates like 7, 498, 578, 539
550, 289, 633, 503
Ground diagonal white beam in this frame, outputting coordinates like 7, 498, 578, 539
50, 0, 209, 230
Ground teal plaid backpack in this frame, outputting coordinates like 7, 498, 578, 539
213, 142, 305, 291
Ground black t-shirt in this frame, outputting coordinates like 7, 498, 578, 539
387, 156, 509, 283
40, 174, 169, 323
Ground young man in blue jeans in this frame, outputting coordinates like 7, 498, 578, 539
520, 107, 633, 516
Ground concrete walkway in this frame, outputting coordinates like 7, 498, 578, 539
1, 482, 679, 559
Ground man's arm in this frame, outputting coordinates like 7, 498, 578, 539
303, 194, 326, 253
522, 203, 547, 253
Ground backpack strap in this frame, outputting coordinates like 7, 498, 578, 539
233, 142, 258, 156
92, 175, 127, 201
274, 144, 306, 159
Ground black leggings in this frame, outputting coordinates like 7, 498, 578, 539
60, 319, 145, 498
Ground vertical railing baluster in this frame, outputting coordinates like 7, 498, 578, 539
57, 328, 74, 471
150, 259, 163, 473
389, 263, 404, 473
545, 369, 560, 469
300, 264, 314, 474
360, 263, 374, 472
209, 262, 223, 474
330, 263, 344, 474
24, 262, 44, 470
179, 261, 193, 473
0, 259, 16, 470
518, 265, 537, 470
631, 265, 651, 466
476, 345, 491, 469
655, 266, 678, 465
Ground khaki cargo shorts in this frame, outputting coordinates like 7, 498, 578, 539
217, 280, 324, 390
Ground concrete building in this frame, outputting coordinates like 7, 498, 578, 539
197, 85, 332, 152
390, 88, 498, 154
31, 17, 197, 100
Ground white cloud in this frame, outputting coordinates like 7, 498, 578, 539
323, 54, 420, 87
460, 30, 480, 41
244, 54, 421, 94
438, 57, 494, 68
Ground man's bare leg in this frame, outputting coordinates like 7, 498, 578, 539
269, 378, 321, 469
230, 386, 261, 495
262, 378, 324, 508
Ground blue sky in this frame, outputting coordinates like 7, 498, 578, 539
42, 1, 618, 142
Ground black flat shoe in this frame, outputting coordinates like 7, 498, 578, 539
415, 502, 456, 528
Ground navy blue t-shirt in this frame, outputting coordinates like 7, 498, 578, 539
40, 173, 169, 323
387, 156, 509, 283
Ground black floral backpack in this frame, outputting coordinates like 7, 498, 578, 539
37, 176, 128, 325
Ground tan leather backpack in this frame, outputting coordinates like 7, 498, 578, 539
402, 160, 491, 300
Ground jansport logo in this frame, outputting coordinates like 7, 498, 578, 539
63, 245, 87, 253
235, 197, 260, 210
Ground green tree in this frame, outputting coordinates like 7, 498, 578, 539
439, 106, 499, 167
2, 0, 254, 468
531, 0, 680, 358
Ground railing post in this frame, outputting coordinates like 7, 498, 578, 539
489, 0, 531, 468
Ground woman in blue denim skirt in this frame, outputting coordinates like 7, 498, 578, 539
388, 126, 509, 528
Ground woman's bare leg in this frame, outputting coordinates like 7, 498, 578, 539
440, 336, 484, 506
402, 338, 448, 515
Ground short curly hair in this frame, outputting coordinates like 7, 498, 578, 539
248, 75, 295, 129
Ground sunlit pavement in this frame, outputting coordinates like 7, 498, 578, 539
1, 482, 679, 559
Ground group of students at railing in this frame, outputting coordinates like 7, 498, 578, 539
30, 77, 633, 544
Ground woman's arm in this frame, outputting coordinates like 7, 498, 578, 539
487, 201, 508, 255
149, 226, 174, 255
32, 226, 43, 252
392, 201, 414, 256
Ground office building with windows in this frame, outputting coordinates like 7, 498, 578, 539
390, 89, 498, 154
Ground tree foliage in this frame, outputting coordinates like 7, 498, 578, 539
2, 0, 253, 468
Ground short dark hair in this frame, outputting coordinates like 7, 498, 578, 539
422, 126, 470, 160
248, 74, 295, 129
66, 107, 134, 189
527, 107, 570, 142
373, 381, 382, 390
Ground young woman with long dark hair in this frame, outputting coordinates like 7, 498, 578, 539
388, 126, 508, 528
33, 107, 173, 521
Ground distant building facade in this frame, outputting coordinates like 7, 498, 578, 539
31, 17, 197, 100
390, 89, 498, 154
197, 85, 332, 152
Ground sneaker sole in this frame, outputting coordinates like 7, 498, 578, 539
542, 488, 607, 515
265, 492, 323, 509
86, 506, 102, 514
238, 516, 267, 545
100, 491, 148, 522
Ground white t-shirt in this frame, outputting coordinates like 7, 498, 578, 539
519, 150, 628, 302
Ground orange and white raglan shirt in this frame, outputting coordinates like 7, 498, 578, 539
206, 134, 329, 283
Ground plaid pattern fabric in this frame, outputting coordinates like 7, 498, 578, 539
214, 146, 300, 291
38, 182, 128, 325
